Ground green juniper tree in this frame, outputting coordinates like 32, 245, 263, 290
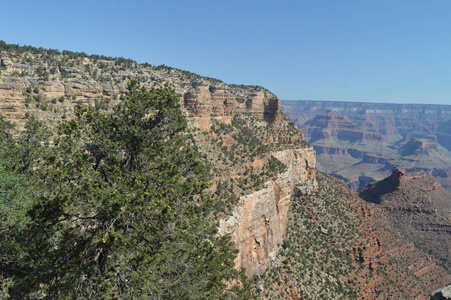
2, 80, 252, 299
0, 115, 36, 300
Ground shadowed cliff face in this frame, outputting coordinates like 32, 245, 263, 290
437, 119, 451, 152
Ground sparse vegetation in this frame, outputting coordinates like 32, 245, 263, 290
0, 81, 253, 299
0, 40, 445, 300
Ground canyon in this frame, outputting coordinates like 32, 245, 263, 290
282, 100, 451, 191
0, 46, 316, 279
256, 170, 451, 299
1, 43, 451, 298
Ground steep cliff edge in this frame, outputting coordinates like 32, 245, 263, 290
0, 43, 315, 278
0, 50, 282, 131
2, 43, 450, 298
254, 172, 451, 299
218, 148, 316, 277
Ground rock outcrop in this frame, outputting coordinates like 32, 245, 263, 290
218, 148, 316, 276
360, 168, 451, 282
253, 171, 451, 299
4, 42, 451, 298
390, 166, 409, 185
0, 77, 27, 125
0, 53, 282, 131
432, 284, 451, 300
183, 83, 280, 130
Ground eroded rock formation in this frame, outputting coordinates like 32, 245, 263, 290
218, 148, 316, 276
0, 55, 282, 132
3, 44, 450, 298
360, 168, 451, 285
0, 49, 311, 278
282, 100, 451, 191
433, 284, 451, 300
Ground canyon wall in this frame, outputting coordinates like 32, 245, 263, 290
282, 100, 451, 191
3, 44, 451, 298
360, 167, 451, 281
0, 50, 314, 277
0, 56, 281, 131
218, 148, 316, 276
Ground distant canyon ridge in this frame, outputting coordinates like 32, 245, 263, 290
282, 100, 451, 191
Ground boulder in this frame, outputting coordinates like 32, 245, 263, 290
1, 58, 13, 66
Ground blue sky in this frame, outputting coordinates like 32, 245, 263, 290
2, 0, 451, 104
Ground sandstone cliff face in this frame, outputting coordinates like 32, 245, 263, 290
0, 77, 27, 125
3, 44, 451, 298
0, 48, 310, 278
218, 148, 316, 277
0, 55, 282, 132
184, 83, 280, 130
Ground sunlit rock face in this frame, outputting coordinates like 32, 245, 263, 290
183, 82, 281, 130
0, 50, 312, 278
219, 147, 316, 277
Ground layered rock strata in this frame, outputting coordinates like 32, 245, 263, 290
0, 49, 312, 278
282, 101, 451, 191
3, 43, 451, 298
183, 83, 281, 130
360, 168, 451, 283
0, 56, 282, 131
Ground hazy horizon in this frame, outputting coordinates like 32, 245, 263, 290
282, 99, 451, 106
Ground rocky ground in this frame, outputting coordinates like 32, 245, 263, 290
361, 167, 451, 274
